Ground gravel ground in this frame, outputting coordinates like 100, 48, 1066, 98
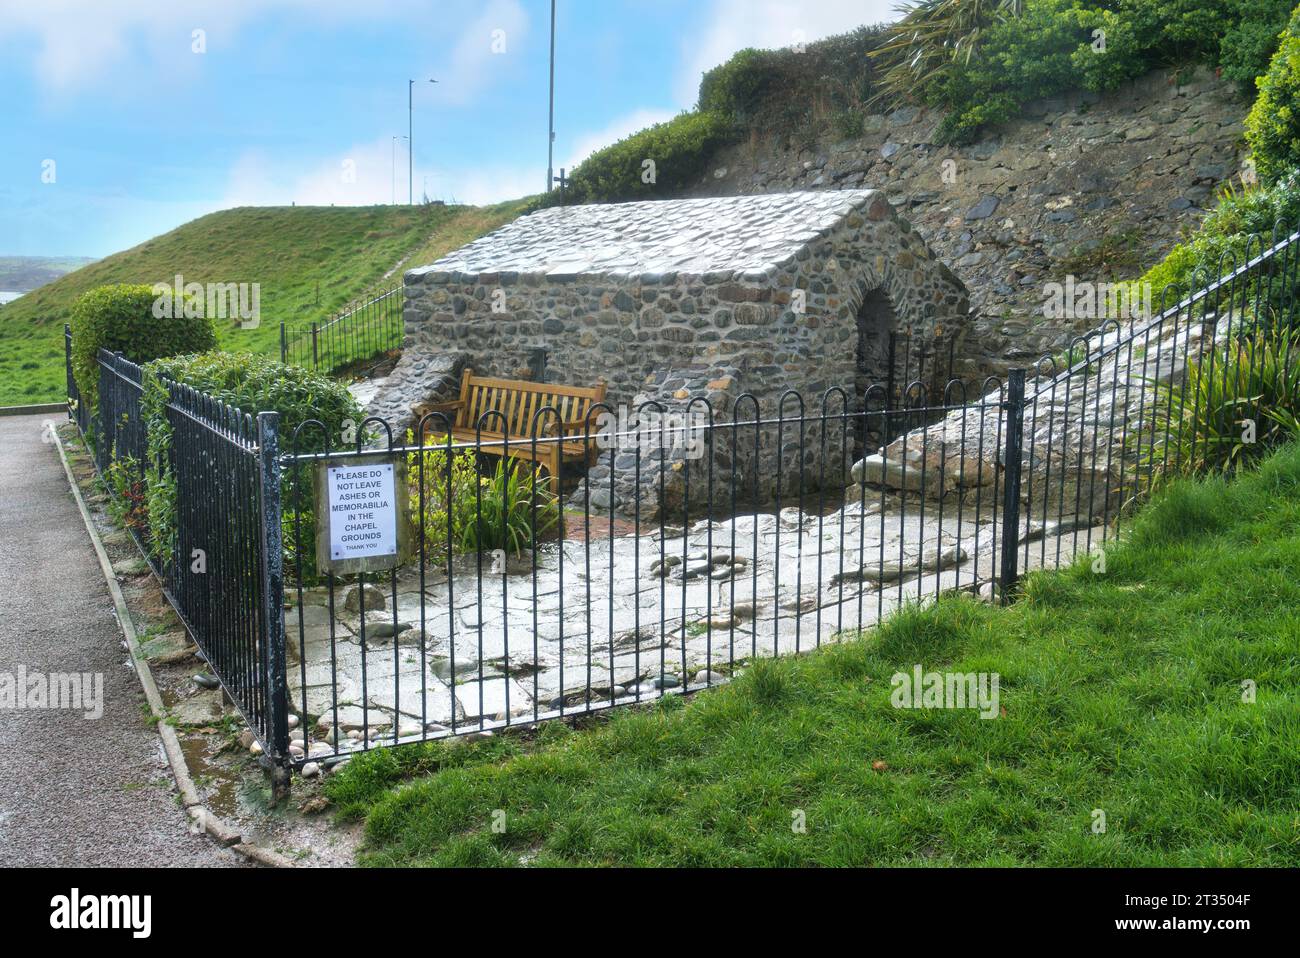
0, 413, 239, 867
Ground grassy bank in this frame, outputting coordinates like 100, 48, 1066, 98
0, 201, 528, 405
327, 446, 1300, 867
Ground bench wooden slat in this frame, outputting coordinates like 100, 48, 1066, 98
443, 369, 606, 482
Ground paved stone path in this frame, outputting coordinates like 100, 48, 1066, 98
0, 413, 236, 866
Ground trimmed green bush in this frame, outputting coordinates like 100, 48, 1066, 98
548, 111, 737, 207
70, 283, 215, 411
1246, 5, 1300, 185
699, 48, 776, 121
139, 351, 363, 580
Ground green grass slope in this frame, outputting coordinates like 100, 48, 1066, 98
328, 446, 1300, 867
0, 202, 528, 405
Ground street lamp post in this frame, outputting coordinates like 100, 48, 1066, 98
547, 0, 556, 193
410, 78, 437, 206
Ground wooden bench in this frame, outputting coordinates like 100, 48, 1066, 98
421, 369, 607, 480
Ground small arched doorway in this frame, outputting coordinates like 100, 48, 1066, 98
855, 287, 898, 400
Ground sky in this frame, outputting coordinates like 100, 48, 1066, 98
0, 0, 898, 258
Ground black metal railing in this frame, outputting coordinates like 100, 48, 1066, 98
66, 342, 288, 772
280, 285, 403, 373
68, 219, 1300, 782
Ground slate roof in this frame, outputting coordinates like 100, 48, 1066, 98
410, 190, 883, 281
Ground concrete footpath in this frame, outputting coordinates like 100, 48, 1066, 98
0, 413, 236, 866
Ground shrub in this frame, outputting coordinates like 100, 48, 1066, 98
139, 351, 363, 578
70, 283, 216, 412
1140, 325, 1300, 478
699, 48, 776, 120
1136, 173, 1300, 310
1221, 0, 1298, 94
1246, 4, 1300, 185
547, 111, 737, 206
877, 0, 1295, 145
407, 433, 560, 561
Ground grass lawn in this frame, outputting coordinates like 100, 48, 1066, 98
326, 445, 1300, 867
0, 200, 529, 405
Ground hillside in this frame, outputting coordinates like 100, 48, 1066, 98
0, 203, 526, 405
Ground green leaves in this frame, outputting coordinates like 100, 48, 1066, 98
70, 283, 216, 412
407, 436, 561, 563
1138, 324, 1300, 480
1246, 7, 1300, 185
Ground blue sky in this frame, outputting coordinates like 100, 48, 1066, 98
0, 0, 896, 258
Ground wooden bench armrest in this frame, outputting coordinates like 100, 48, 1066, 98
420, 399, 464, 418
562, 417, 600, 433
544, 417, 600, 437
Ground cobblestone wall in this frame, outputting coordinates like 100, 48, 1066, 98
369, 191, 969, 516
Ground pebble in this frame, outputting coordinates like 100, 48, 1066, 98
192, 673, 219, 690
301, 762, 321, 779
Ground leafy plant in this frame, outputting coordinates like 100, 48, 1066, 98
1138, 324, 1300, 478
70, 283, 215, 412
870, 0, 1026, 108
1136, 172, 1300, 318
101, 451, 149, 533
407, 432, 560, 561
460, 458, 560, 555
138, 351, 362, 574
1246, 3, 1300, 185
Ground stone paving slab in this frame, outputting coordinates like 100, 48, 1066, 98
286, 489, 1110, 757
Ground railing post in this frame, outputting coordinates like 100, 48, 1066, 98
998, 368, 1027, 603
279, 323, 287, 365
256, 411, 291, 801
311, 323, 319, 368
64, 324, 74, 421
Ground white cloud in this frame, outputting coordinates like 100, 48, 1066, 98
431, 0, 530, 107
221, 137, 409, 208
676, 0, 901, 107
431, 164, 546, 206
0, 0, 414, 92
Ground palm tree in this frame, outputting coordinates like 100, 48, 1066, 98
869, 0, 1025, 106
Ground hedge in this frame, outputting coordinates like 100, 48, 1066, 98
70, 283, 216, 412
140, 351, 363, 581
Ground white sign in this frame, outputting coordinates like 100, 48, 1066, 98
326, 463, 398, 562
